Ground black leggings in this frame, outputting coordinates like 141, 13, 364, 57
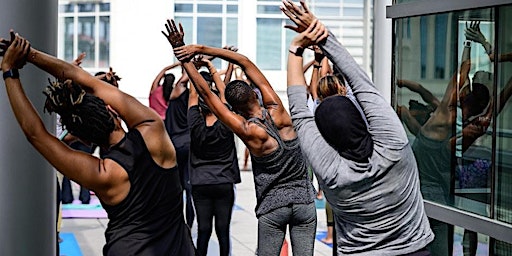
192, 183, 235, 256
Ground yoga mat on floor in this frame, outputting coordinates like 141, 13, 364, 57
316, 231, 333, 248
59, 233, 83, 256
315, 198, 325, 209
62, 197, 108, 219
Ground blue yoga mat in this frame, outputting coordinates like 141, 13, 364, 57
59, 233, 82, 256
315, 198, 325, 209
316, 231, 333, 248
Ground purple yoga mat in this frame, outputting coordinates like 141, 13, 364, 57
61, 197, 108, 219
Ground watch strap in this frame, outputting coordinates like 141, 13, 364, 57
3, 69, 19, 80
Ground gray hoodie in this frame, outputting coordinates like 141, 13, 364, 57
287, 31, 434, 255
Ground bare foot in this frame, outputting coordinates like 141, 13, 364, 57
320, 237, 332, 244
321, 237, 333, 244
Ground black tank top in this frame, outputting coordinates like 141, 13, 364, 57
165, 89, 190, 146
101, 129, 196, 256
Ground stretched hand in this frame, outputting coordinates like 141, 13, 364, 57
174, 44, 201, 62
223, 45, 238, 52
0, 30, 16, 57
192, 54, 210, 68
465, 21, 487, 45
291, 19, 329, 49
281, 0, 316, 33
1, 31, 31, 70
313, 45, 324, 63
72, 52, 86, 66
162, 19, 185, 48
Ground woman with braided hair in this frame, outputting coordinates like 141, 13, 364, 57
1, 31, 196, 255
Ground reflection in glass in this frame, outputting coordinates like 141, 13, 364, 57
495, 5, 512, 255
453, 226, 490, 255
395, 8, 498, 256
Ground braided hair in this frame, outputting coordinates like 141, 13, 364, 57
43, 79, 115, 147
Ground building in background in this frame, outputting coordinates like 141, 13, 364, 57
57, 0, 373, 106
390, 0, 512, 255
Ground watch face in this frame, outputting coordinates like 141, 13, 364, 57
289, 45, 304, 56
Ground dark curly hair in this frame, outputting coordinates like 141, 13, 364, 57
43, 79, 115, 146
225, 80, 255, 113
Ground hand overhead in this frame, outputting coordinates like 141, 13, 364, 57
0, 30, 17, 57
1, 32, 31, 70
162, 19, 185, 48
465, 21, 487, 45
72, 52, 86, 66
281, 0, 317, 33
291, 19, 329, 50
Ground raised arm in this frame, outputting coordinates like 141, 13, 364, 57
162, 19, 254, 140
222, 46, 237, 85
170, 67, 189, 100
309, 46, 326, 101
397, 79, 440, 108
30, 48, 155, 129
285, 23, 345, 185
282, 0, 409, 151
151, 62, 181, 94
188, 78, 199, 108
0, 33, 130, 201
173, 43, 293, 128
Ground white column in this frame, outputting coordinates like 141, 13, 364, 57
372, 0, 392, 103
0, 0, 58, 255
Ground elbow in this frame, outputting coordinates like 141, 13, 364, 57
21, 121, 49, 144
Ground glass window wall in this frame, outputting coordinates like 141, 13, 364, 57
393, 4, 512, 254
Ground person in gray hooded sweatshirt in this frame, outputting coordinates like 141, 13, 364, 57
281, 1, 434, 255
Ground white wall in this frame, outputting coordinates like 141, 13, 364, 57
110, 0, 175, 105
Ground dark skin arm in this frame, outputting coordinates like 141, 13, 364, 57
172, 43, 294, 138
162, 19, 274, 156
222, 46, 237, 85
397, 79, 440, 108
1, 32, 175, 205
151, 62, 181, 94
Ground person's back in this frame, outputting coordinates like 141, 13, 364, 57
188, 81, 241, 256
162, 20, 317, 256
247, 109, 315, 217
101, 129, 194, 255
1, 31, 196, 256
282, 5, 433, 255
166, 88, 190, 142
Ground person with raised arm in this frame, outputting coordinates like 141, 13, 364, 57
187, 55, 241, 256
150, 62, 181, 120
0, 31, 195, 256
162, 19, 317, 256
281, 1, 434, 255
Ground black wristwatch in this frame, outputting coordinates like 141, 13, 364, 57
3, 69, 19, 80
289, 45, 304, 56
